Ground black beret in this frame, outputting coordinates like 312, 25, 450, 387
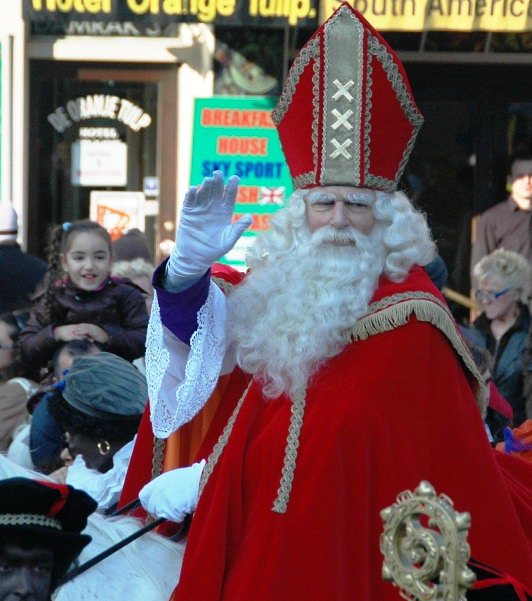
0, 477, 96, 557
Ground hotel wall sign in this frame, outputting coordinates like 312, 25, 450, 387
47, 94, 152, 134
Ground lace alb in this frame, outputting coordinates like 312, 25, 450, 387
146, 282, 227, 439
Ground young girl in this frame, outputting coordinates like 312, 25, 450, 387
19, 220, 149, 370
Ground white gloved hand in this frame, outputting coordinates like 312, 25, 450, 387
139, 459, 206, 522
166, 171, 252, 285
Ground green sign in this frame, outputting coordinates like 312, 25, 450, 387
0, 41, 2, 199
190, 96, 293, 267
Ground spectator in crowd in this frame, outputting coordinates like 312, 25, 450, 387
471, 147, 532, 268
112, 227, 153, 263
112, 257, 155, 376
469, 249, 531, 426
48, 352, 147, 512
423, 255, 448, 291
462, 337, 513, 442
29, 339, 101, 473
0, 477, 96, 601
18, 219, 149, 370
525, 320, 532, 419
112, 257, 155, 313
495, 418, 532, 462
0, 311, 40, 453
0, 202, 47, 312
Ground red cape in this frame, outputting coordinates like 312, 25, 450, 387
172, 266, 532, 600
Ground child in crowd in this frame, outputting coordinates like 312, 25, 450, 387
18, 220, 149, 370
29, 339, 101, 473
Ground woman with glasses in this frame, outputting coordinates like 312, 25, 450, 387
0, 312, 40, 453
470, 249, 531, 426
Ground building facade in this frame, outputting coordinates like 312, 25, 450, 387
1, 0, 532, 294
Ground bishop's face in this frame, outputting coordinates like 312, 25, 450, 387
304, 186, 376, 241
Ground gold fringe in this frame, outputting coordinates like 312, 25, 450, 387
347, 293, 487, 415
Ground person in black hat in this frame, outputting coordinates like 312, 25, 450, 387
0, 477, 96, 601
0, 202, 47, 313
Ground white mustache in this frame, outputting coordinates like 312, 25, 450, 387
309, 226, 370, 247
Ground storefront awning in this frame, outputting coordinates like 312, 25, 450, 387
321, 0, 532, 31
23, 0, 532, 30
23, 0, 318, 28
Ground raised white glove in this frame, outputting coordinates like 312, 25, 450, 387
139, 459, 206, 522
166, 171, 252, 284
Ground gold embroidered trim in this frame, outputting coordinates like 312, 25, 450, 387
212, 276, 235, 296
197, 380, 308, 514
346, 292, 487, 414
293, 171, 316, 189
321, 7, 364, 187
311, 41, 320, 182
364, 36, 374, 190
272, 38, 320, 125
198, 380, 253, 496
364, 174, 395, 192
366, 34, 423, 190
151, 437, 165, 480
272, 388, 307, 514
0, 514, 61, 530
146, 436, 166, 524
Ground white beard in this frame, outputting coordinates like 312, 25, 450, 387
227, 225, 387, 399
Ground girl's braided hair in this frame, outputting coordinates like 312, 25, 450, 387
42, 220, 112, 323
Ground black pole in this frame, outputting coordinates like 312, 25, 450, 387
110, 497, 141, 517
57, 517, 167, 586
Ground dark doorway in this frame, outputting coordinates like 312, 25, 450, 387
401, 61, 532, 303
28, 61, 178, 261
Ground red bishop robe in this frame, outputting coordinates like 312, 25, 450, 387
171, 266, 532, 601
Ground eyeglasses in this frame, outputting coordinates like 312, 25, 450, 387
474, 287, 513, 303
14, 313, 27, 331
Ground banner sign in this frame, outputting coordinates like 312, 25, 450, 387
24, 0, 318, 28
189, 97, 293, 268
321, 0, 532, 30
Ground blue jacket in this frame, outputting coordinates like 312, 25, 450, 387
470, 303, 530, 426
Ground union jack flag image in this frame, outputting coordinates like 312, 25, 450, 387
259, 186, 285, 206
